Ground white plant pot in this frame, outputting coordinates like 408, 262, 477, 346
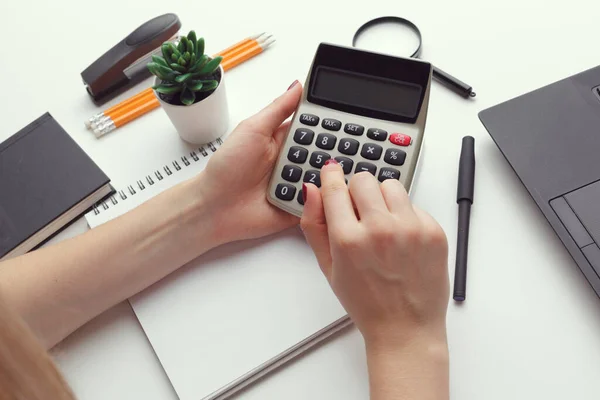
154, 65, 229, 145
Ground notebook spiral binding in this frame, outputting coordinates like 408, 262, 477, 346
91, 138, 223, 216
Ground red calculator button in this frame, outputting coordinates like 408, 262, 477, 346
389, 133, 412, 146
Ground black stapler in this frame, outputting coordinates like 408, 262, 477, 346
81, 13, 181, 105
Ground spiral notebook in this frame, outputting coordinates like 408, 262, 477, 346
85, 139, 222, 228
84, 138, 346, 400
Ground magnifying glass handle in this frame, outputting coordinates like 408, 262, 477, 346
433, 66, 476, 98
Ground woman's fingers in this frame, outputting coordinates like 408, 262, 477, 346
300, 183, 333, 279
239, 81, 302, 137
380, 178, 413, 216
348, 172, 389, 220
320, 161, 358, 230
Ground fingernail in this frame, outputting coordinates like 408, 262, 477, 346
302, 183, 307, 204
324, 159, 338, 166
287, 80, 299, 91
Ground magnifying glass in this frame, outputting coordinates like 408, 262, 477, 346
352, 16, 476, 99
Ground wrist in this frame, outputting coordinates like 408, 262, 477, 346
167, 174, 223, 251
365, 336, 449, 400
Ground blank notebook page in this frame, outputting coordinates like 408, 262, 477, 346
85, 135, 346, 400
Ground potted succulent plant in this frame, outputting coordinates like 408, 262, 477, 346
147, 31, 228, 144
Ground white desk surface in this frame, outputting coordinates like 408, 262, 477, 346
2, 0, 600, 398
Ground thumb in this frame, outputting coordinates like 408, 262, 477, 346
242, 80, 302, 136
300, 183, 333, 280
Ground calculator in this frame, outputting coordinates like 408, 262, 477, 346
267, 43, 433, 217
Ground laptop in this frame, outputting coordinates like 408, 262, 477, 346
479, 65, 600, 296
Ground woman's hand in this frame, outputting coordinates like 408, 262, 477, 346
301, 160, 449, 350
301, 161, 450, 399
198, 81, 302, 245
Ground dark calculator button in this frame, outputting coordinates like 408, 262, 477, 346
384, 148, 407, 166
361, 143, 383, 160
309, 151, 331, 168
338, 138, 359, 155
303, 170, 321, 187
299, 113, 319, 126
322, 118, 341, 131
378, 168, 401, 182
344, 123, 364, 136
275, 183, 296, 201
316, 133, 337, 150
297, 190, 305, 205
367, 128, 388, 141
281, 165, 302, 182
334, 156, 354, 174
355, 162, 377, 176
293, 128, 314, 145
287, 146, 308, 164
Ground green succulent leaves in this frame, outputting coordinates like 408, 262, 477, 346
147, 30, 222, 106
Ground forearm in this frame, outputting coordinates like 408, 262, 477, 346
366, 338, 449, 400
0, 174, 218, 349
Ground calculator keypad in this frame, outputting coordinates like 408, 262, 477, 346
322, 118, 341, 131
355, 162, 377, 176
384, 148, 406, 166
338, 138, 359, 155
275, 183, 296, 200
282, 165, 302, 182
300, 114, 319, 126
294, 128, 314, 145
303, 170, 321, 187
334, 156, 354, 174
288, 146, 308, 163
367, 128, 388, 141
344, 123, 364, 136
316, 133, 337, 150
378, 167, 401, 182
310, 151, 331, 168
271, 111, 419, 210
360, 143, 383, 160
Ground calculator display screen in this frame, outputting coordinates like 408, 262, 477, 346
306, 44, 431, 124
311, 67, 422, 119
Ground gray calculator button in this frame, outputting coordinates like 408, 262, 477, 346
384, 148, 406, 166
282, 165, 302, 182
275, 183, 296, 201
303, 170, 321, 187
355, 162, 377, 176
344, 123, 364, 136
322, 118, 341, 131
367, 128, 388, 141
309, 151, 331, 168
297, 190, 305, 205
378, 167, 401, 182
338, 138, 359, 155
316, 133, 337, 150
361, 143, 383, 160
334, 156, 353, 174
294, 128, 314, 145
299, 114, 319, 126
287, 146, 308, 164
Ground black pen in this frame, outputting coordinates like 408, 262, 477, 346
453, 136, 476, 301
433, 66, 476, 98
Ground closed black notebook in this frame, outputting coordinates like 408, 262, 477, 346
0, 113, 113, 260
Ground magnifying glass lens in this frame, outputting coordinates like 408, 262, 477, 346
352, 21, 421, 58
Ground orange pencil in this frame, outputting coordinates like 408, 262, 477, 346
86, 88, 153, 129
105, 90, 155, 119
93, 98, 161, 137
214, 32, 265, 58
222, 38, 275, 71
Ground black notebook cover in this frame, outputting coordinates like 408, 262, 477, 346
0, 113, 112, 258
